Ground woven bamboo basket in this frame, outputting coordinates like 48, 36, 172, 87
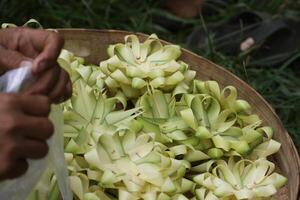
58, 29, 300, 200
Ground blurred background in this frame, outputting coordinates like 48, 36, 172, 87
0, 0, 299, 151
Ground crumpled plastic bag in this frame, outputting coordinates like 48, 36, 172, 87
0, 61, 73, 200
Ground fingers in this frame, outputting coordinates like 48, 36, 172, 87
0, 28, 71, 103
8, 159, 29, 179
19, 115, 54, 141
17, 139, 49, 159
0, 114, 53, 141
25, 66, 60, 96
0, 95, 53, 140
29, 30, 64, 74
0, 93, 53, 180
25, 67, 72, 103
0, 158, 29, 180
0, 45, 30, 72
0, 138, 48, 180
20, 95, 51, 116
1, 94, 51, 117
15, 95, 51, 117
3, 137, 49, 160
0, 28, 64, 74
49, 69, 72, 103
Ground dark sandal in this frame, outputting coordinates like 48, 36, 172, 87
186, 11, 300, 66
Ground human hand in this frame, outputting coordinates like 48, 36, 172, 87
0, 28, 72, 103
0, 94, 53, 180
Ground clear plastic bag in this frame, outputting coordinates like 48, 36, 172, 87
0, 61, 73, 200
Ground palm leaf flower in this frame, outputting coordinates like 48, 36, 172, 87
63, 72, 142, 152
58, 49, 106, 90
66, 128, 195, 200
99, 34, 196, 98
193, 157, 287, 200
83, 122, 194, 200
136, 81, 281, 161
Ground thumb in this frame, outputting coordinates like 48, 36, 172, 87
0, 46, 30, 73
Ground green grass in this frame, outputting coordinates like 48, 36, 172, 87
1, 0, 299, 151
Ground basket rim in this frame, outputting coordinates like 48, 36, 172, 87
57, 28, 300, 198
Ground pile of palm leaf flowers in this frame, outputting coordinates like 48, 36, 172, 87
54, 34, 287, 200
